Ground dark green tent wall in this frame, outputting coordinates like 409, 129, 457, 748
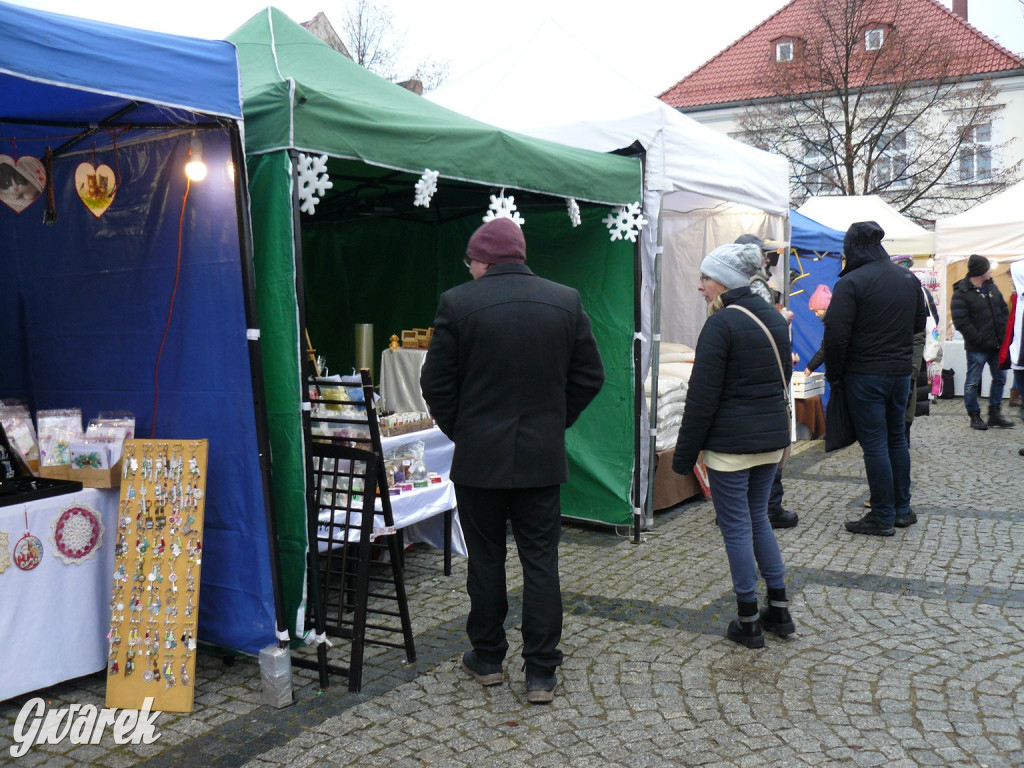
230, 8, 643, 637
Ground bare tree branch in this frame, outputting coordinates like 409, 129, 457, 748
339, 0, 449, 91
734, 0, 1022, 220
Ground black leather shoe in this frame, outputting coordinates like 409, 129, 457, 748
893, 510, 918, 528
462, 650, 503, 686
525, 671, 557, 704
845, 515, 895, 536
767, 507, 799, 529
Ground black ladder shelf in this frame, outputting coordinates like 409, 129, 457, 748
293, 369, 416, 691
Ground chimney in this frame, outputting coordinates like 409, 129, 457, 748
952, 0, 967, 22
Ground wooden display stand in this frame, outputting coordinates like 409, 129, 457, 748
105, 439, 208, 713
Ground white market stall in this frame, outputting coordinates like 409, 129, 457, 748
796, 195, 935, 256
934, 181, 1024, 394
430, 20, 790, 526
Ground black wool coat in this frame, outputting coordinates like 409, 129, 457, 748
672, 287, 792, 475
420, 263, 604, 489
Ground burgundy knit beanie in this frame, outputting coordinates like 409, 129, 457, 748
466, 218, 526, 264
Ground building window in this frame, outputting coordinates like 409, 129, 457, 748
959, 123, 992, 182
865, 28, 884, 50
802, 142, 829, 194
873, 132, 909, 188
776, 41, 794, 62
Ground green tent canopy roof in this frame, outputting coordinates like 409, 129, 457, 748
228, 7, 642, 207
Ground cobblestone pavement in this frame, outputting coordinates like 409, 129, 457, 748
3, 398, 1023, 767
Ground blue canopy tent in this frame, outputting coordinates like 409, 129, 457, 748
0, 1, 282, 654
788, 210, 844, 403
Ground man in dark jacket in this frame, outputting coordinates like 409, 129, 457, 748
420, 217, 604, 704
824, 221, 926, 536
950, 254, 1014, 430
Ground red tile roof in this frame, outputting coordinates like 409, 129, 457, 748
659, 0, 1024, 109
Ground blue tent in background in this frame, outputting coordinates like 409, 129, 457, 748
0, 0, 282, 655
788, 210, 845, 404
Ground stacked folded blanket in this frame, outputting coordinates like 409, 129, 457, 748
645, 342, 695, 452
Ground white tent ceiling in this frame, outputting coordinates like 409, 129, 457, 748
796, 195, 934, 256
934, 181, 1024, 263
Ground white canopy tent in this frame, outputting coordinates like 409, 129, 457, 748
796, 195, 935, 256
934, 180, 1024, 260
430, 21, 790, 527
934, 180, 1024, 339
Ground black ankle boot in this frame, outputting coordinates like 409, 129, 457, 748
988, 406, 1015, 429
726, 600, 764, 649
759, 587, 796, 638
970, 411, 989, 430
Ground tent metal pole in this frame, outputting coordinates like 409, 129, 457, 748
643, 193, 666, 532
631, 149, 648, 545
231, 125, 290, 649
632, 225, 643, 544
289, 148, 330, 689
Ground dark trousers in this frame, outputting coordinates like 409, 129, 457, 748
844, 373, 912, 526
767, 467, 784, 511
454, 483, 563, 674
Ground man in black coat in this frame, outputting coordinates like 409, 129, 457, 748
420, 217, 604, 704
824, 221, 926, 536
950, 254, 1014, 430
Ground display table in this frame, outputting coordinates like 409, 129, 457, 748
0, 487, 118, 701
652, 448, 702, 511
380, 348, 429, 413
317, 426, 465, 573
795, 395, 826, 440
943, 339, 1006, 398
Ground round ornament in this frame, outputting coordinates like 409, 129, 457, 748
13, 531, 43, 570
50, 503, 104, 565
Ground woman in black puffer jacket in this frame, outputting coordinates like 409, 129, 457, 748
673, 243, 794, 649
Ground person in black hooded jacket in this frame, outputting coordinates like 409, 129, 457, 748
673, 243, 794, 650
824, 221, 926, 537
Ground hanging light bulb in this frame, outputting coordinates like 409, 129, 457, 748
185, 134, 207, 182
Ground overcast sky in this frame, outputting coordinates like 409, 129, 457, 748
14, 0, 1024, 96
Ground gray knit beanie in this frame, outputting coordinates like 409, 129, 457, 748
700, 243, 764, 290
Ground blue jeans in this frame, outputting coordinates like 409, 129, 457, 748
844, 373, 911, 526
964, 350, 1006, 414
707, 462, 785, 603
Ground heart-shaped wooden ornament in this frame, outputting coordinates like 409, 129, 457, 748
0, 154, 46, 213
75, 162, 117, 218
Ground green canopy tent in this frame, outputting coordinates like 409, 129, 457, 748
228, 7, 644, 637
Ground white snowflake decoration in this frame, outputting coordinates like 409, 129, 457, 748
566, 198, 581, 228
414, 168, 439, 208
296, 152, 334, 215
482, 190, 525, 226
602, 202, 648, 243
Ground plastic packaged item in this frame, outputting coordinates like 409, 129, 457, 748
36, 408, 83, 466
258, 644, 294, 708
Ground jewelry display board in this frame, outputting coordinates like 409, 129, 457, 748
105, 439, 208, 713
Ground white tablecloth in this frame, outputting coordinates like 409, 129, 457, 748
0, 488, 118, 701
379, 348, 429, 413
317, 426, 465, 557
943, 339, 1006, 398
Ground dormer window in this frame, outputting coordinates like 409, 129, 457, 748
865, 28, 885, 50
776, 41, 794, 62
